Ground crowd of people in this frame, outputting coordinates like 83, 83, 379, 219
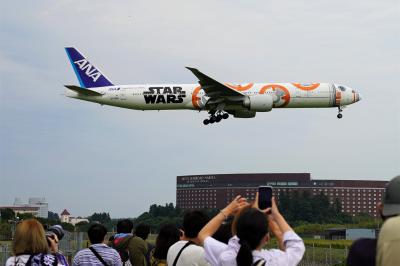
5, 175, 400, 266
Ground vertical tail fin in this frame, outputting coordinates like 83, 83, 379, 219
65, 47, 113, 88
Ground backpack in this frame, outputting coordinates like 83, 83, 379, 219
26, 253, 58, 266
110, 236, 133, 265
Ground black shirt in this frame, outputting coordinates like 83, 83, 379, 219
347, 238, 377, 266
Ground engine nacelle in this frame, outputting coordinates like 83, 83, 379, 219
233, 110, 256, 118
243, 94, 273, 112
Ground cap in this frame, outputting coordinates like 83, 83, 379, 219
382, 175, 400, 217
49, 225, 65, 240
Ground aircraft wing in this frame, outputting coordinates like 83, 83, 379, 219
186, 67, 245, 98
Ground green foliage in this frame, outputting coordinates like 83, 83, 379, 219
278, 191, 352, 225
75, 221, 92, 232
303, 239, 352, 249
133, 203, 218, 233
0, 223, 12, 239
48, 211, 60, 221
17, 213, 34, 220
134, 203, 183, 232
88, 212, 112, 224
0, 208, 15, 221
61, 222, 75, 232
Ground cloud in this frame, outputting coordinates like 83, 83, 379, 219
0, 0, 399, 217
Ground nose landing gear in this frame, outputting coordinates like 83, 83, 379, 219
203, 111, 229, 125
337, 106, 344, 119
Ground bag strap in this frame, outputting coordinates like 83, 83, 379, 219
89, 247, 110, 266
253, 259, 266, 266
172, 241, 194, 266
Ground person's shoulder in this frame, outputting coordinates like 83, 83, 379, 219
6, 256, 17, 266
351, 238, 377, 249
169, 240, 186, 250
184, 244, 206, 260
187, 243, 205, 252
74, 248, 90, 258
381, 215, 400, 231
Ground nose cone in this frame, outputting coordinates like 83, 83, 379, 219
355, 92, 362, 102
353, 92, 362, 103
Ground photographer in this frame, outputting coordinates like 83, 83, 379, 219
46, 225, 68, 266
198, 194, 305, 266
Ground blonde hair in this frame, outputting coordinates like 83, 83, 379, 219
12, 219, 49, 255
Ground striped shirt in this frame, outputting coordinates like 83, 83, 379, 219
73, 244, 122, 266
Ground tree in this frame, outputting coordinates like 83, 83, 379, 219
0, 223, 12, 239
88, 212, 111, 224
48, 211, 60, 221
0, 208, 15, 222
75, 221, 91, 232
18, 213, 34, 220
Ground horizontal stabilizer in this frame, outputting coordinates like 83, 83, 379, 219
64, 85, 103, 96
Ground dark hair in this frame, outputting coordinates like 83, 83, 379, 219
153, 224, 180, 260
88, 224, 107, 244
183, 211, 209, 238
212, 222, 232, 244
135, 223, 151, 240
117, 219, 133, 234
236, 208, 268, 266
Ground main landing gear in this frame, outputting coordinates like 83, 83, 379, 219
337, 106, 344, 119
203, 111, 229, 125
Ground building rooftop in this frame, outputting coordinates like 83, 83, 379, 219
61, 209, 70, 216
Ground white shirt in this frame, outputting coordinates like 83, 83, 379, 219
204, 231, 305, 266
167, 240, 210, 266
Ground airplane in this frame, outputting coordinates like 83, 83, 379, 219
64, 47, 362, 125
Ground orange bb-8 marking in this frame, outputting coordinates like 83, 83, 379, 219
192, 86, 202, 109
292, 83, 320, 91
259, 84, 291, 108
225, 83, 254, 91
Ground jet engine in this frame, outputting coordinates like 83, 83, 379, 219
243, 94, 273, 112
233, 110, 256, 118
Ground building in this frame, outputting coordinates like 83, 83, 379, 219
0, 206, 40, 218
60, 209, 89, 225
325, 228, 376, 240
28, 198, 48, 218
0, 197, 48, 218
176, 173, 388, 217
60, 209, 71, 223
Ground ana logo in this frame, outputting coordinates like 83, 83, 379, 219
74, 59, 101, 82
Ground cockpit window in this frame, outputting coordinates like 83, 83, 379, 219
338, 86, 346, 91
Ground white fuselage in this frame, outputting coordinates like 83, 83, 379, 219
66, 82, 360, 111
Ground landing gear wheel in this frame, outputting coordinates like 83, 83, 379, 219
203, 119, 209, 125
222, 113, 229, 119
216, 115, 222, 122
210, 116, 216, 123
337, 113, 343, 119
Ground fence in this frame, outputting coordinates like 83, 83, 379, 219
299, 243, 348, 266
1, 235, 349, 266
0, 232, 88, 266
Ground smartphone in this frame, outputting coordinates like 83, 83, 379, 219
258, 186, 273, 210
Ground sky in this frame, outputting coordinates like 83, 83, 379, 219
0, 0, 399, 218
